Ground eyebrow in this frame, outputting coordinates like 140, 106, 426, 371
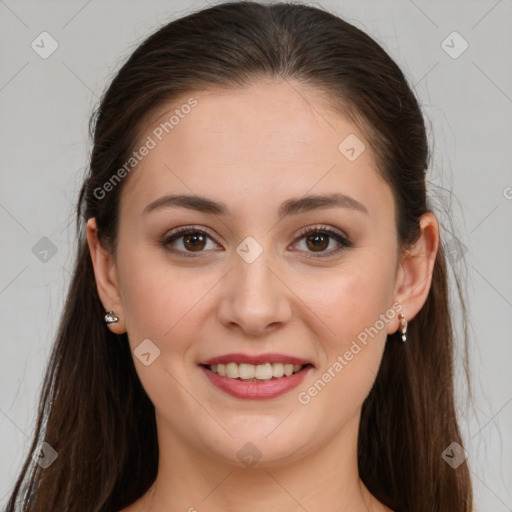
142, 192, 368, 218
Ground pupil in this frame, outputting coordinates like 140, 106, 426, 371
307, 234, 328, 251
184, 233, 206, 251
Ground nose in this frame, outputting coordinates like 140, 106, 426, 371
216, 252, 292, 337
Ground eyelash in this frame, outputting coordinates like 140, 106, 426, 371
160, 224, 353, 259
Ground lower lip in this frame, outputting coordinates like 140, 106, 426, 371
201, 365, 312, 400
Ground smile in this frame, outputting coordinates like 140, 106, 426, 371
199, 354, 314, 399
209, 362, 304, 381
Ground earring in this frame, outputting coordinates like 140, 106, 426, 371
104, 311, 119, 324
398, 312, 408, 343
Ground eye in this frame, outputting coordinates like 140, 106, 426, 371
291, 225, 352, 258
161, 224, 352, 258
161, 226, 221, 257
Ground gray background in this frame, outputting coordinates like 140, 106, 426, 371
1, 0, 511, 510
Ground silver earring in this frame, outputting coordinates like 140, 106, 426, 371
104, 311, 119, 324
398, 312, 408, 343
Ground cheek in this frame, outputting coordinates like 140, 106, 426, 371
115, 249, 215, 402
295, 274, 393, 417
116, 245, 211, 350
303, 258, 396, 344
297, 257, 396, 396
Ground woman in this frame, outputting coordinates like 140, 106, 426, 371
6, 1, 473, 511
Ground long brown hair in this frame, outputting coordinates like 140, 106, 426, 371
6, 2, 472, 510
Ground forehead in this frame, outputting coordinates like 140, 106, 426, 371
120, 80, 393, 220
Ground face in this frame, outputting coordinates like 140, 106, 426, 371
102, 80, 405, 467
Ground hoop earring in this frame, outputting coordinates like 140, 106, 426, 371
398, 312, 408, 343
104, 311, 119, 324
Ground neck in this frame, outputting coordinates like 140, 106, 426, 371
140, 413, 389, 512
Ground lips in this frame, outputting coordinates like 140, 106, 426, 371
199, 353, 314, 400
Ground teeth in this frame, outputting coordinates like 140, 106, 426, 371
208, 362, 305, 381
284, 363, 293, 376
238, 363, 255, 380
226, 362, 239, 379
255, 363, 273, 380
272, 362, 284, 378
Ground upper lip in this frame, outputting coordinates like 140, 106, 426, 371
200, 353, 313, 366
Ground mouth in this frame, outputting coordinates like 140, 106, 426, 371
199, 353, 314, 399
201, 362, 311, 382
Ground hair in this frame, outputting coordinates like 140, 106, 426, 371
6, 2, 472, 511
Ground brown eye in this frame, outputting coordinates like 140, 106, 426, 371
162, 227, 221, 257
182, 233, 207, 251
292, 226, 352, 258
305, 233, 329, 252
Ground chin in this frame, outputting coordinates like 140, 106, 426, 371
202, 423, 313, 469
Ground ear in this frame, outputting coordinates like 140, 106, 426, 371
387, 211, 440, 334
86, 217, 126, 334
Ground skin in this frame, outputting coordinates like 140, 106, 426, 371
87, 79, 439, 512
